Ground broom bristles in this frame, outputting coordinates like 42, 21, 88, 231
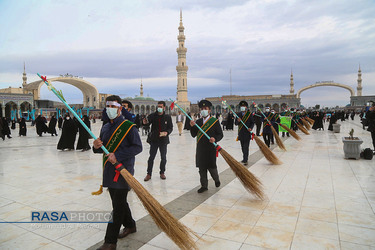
219, 148, 264, 199
254, 135, 283, 165
279, 124, 301, 141
306, 117, 315, 125
301, 119, 311, 130
271, 126, 286, 151
91, 185, 103, 195
297, 123, 310, 135
119, 169, 198, 250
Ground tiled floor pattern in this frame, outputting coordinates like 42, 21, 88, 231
1, 116, 374, 249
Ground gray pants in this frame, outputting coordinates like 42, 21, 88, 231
199, 166, 219, 188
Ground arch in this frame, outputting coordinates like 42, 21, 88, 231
20, 101, 32, 112
258, 104, 264, 109
146, 105, 150, 114
135, 105, 140, 114
297, 82, 355, 98
5, 101, 18, 119
140, 105, 145, 114
24, 76, 100, 108
151, 105, 156, 113
265, 103, 271, 108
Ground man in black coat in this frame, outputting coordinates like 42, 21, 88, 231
93, 95, 142, 250
262, 107, 274, 147
190, 100, 223, 193
234, 101, 254, 166
143, 101, 173, 181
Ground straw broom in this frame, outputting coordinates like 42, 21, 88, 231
252, 102, 286, 151
221, 98, 282, 165
119, 169, 198, 250
296, 122, 310, 135
271, 126, 286, 151
173, 100, 265, 199
253, 135, 283, 165
279, 123, 301, 141
301, 118, 311, 130
38, 74, 198, 250
305, 117, 315, 125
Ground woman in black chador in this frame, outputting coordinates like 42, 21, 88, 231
48, 115, 58, 136
19, 118, 27, 136
35, 115, 48, 136
57, 114, 77, 150
76, 115, 91, 151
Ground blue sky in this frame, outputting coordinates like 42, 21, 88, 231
0, 0, 374, 108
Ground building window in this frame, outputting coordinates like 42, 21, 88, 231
102, 97, 104, 101
183, 79, 184, 86
182, 62, 184, 66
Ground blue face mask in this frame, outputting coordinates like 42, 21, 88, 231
240, 107, 246, 112
157, 107, 163, 113
106, 107, 118, 120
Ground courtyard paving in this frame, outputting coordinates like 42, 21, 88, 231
0, 116, 374, 249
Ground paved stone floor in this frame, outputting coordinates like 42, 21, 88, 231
0, 116, 374, 249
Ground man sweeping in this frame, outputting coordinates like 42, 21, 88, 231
93, 95, 143, 250
190, 100, 223, 193
234, 101, 254, 166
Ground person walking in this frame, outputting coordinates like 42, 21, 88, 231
176, 110, 184, 136
143, 101, 173, 181
235, 101, 254, 166
93, 95, 142, 250
190, 100, 223, 193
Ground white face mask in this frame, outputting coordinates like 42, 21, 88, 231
157, 107, 163, 113
265, 109, 270, 112
200, 110, 209, 117
271, 111, 275, 114
66, 117, 70, 120
240, 107, 246, 112
106, 107, 119, 120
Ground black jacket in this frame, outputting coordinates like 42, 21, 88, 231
146, 111, 173, 144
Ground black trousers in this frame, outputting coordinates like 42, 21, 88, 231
147, 142, 167, 175
105, 188, 135, 244
371, 131, 375, 150
240, 138, 250, 162
255, 123, 261, 136
199, 166, 219, 188
263, 133, 272, 147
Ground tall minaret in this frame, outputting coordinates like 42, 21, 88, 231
22, 62, 27, 88
140, 78, 144, 97
357, 64, 362, 96
176, 9, 190, 111
289, 69, 295, 95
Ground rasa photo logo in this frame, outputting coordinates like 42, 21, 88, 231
31, 211, 113, 223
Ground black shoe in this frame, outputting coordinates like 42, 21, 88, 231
243, 161, 248, 166
215, 181, 221, 187
197, 187, 208, 193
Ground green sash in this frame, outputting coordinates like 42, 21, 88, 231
279, 116, 291, 132
103, 120, 135, 167
238, 111, 251, 134
197, 117, 218, 143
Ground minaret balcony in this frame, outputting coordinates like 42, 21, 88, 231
176, 66, 188, 71
177, 35, 185, 40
